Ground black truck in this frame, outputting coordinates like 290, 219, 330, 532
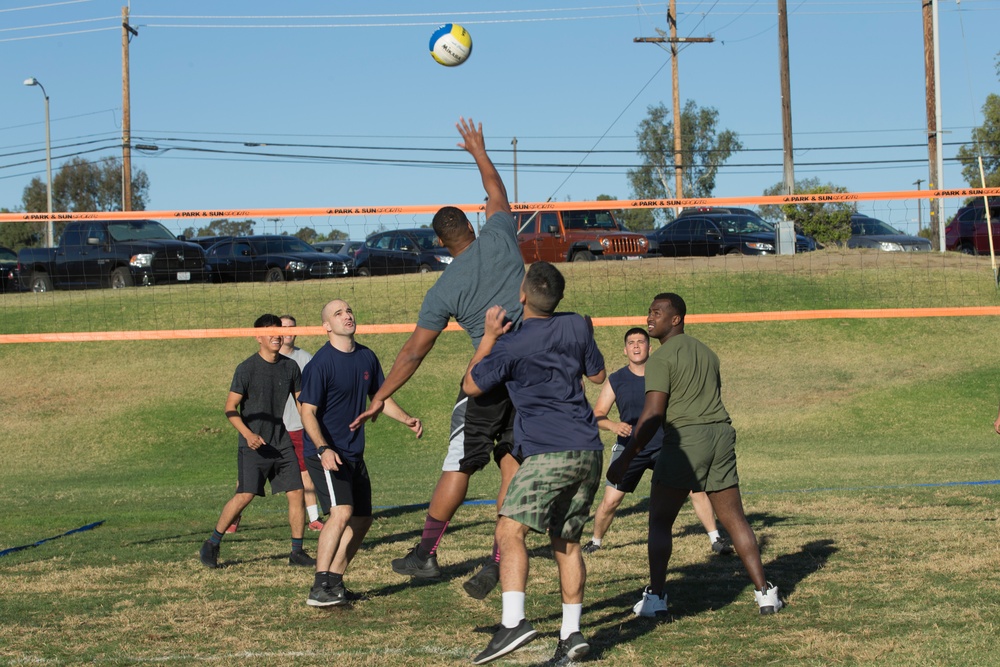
18, 219, 207, 292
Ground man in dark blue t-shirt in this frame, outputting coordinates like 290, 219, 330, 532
300, 299, 423, 607
463, 262, 605, 666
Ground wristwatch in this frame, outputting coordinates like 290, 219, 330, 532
317, 445, 331, 456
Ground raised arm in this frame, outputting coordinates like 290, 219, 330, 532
461, 305, 511, 397
457, 117, 510, 219
381, 397, 424, 439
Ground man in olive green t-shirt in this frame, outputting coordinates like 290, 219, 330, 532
606, 293, 782, 617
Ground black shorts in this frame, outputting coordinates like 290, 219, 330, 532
442, 384, 517, 474
236, 444, 304, 497
305, 453, 373, 517
605, 443, 660, 493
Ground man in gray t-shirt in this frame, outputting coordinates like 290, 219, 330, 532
351, 117, 524, 600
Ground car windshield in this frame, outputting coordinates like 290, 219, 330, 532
411, 231, 442, 250
108, 220, 177, 242
250, 237, 316, 254
562, 211, 619, 230
852, 218, 900, 236
719, 216, 773, 234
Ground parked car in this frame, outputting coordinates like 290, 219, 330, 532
514, 209, 649, 263
204, 235, 354, 282
945, 198, 1000, 255
848, 214, 931, 252
1, 245, 19, 293
314, 239, 364, 257
18, 219, 206, 292
354, 229, 452, 276
676, 207, 819, 251
645, 213, 815, 256
190, 235, 233, 250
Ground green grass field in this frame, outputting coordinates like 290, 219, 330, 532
1, 252, 999, 666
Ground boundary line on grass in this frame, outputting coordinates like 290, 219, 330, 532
0, 520, 105, 558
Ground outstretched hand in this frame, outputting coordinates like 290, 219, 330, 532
456, 117, 487, 157
484, 305, 512, 340
350, 398, 385, 432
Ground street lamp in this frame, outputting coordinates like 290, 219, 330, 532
23, 77, 54, 247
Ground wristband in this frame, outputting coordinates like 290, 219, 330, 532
317, 446, 331, 456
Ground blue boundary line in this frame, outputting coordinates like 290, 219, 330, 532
0, 520, 105, 558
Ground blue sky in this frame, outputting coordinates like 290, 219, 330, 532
1, 1, 998, 237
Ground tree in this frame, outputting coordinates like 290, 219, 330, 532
760, 177, 855, 245
181, 219, 256, 239
20, 156, 150, 246
0, 208, 43, 250
956, 93, 1000, 189
22, 156, 149, 215
294, 227, 318, 244
628, 101, 742, 224
595, 194, 654, 231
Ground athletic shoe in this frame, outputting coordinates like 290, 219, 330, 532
581, 540, 602, 554
199, 540, 219, 569
289, 549, 317, 567
307, 581, 346, 607
632, 586, 668, 618
391, 544, 441, 578
711, 536, 735, 555
307, 519, 325, 532
472, 618, 538, 664
755, 582, 783, 615
463, 560, 500, 600
225, 514, 241, 534
546, 631, 590, 666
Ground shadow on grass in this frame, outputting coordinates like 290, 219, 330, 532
579, 538, 837, 660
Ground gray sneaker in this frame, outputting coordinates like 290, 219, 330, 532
711, 536, 735, 555
391, 545, 441, 578
472, 618, 538, 664
307, 582, 346, 607
289, 549, 317, 567
546, 631, 590, 666
463, 560, 500, 600
199, 540, 219, 569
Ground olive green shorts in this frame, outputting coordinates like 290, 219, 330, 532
651, 422, 739, 493
500, 449, 602, 541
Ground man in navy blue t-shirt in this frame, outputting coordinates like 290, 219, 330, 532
463, 262, 605, 666
300, 299, 423, 607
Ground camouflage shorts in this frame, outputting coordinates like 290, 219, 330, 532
500, 449, 602, 541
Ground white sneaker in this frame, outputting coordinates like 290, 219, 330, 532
632, 586, 668, 617
755, 582, 783, 615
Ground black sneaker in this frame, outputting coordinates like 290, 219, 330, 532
463, 560, 500, 600
289, 549, 317, 567
199, 540, 219, 569
581, 540, 602, 554
711, 536, 735, 555
472, 618, 538, 664
547, 631, 590, 666
307, 582, 346, 607
391, 544, 441, 578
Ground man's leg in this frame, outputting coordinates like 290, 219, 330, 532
632, 483, 687, 616
706, 486, 767, 590
200, 492, 255, 569
585, 486, 626, 550
690, 490, 734, 554
550, 537, 590, 661
330, 516, 373, 575
308, 504, 353, 607
463, 453, 519, 599
286, 489, 306, 540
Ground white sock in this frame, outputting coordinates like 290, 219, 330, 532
560, 603, 582, 639
707, 530, 720, 544
590, 537, 601, 546
501, 591, 526, 628
307, 505, 320, 522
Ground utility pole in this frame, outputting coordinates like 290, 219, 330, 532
122, 6, 138, 211
511, 137, 518, 203
913, 178, 924, 232
775, 0, 796, 254
922, 0, 944, 250
635, 0, 713, 208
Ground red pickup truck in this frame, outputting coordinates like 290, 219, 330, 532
514, 209, 649, 263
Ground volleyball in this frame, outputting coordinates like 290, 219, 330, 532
429, 23, 472, 67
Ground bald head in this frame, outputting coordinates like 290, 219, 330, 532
320, 299, 356, 341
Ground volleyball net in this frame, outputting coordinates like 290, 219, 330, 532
1, 187, 998, 345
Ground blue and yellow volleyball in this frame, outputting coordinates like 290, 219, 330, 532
429, 23, 472, 67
